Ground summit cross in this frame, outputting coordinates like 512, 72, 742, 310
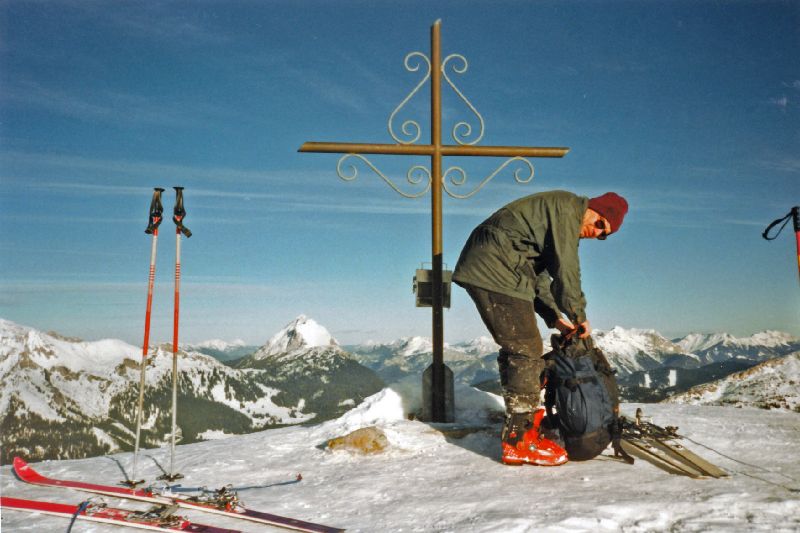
300, 20, 569, 422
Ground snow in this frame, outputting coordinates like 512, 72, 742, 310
592, 327, 700, 374
677, 331, 798, 352
451, 336, 500, 357
677, 332, 737, 353
668, 368, 677, 387
90, 428, 118, 452
189, 339, 246, 351
0, 319, 139, 374
196, 430, 236, 440
210, 382, 315, 425
3, 387, 799, 532
667, 352, 800, 411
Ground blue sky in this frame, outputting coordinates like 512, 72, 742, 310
1, 0, 798, 346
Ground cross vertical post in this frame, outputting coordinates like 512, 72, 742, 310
429, 21, 445, 422
299, 20, 569, 423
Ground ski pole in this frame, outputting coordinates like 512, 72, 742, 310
128, 187, 164, 488
762, 206, 800, 285
162, 187, 191, 482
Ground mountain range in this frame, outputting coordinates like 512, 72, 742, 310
0, 316, 382, 465
345, 327, 800, 403
2, 316, 797, 465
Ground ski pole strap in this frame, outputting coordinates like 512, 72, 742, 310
145, 188, 165, 235
66, 500, 92, 533
762, 207, 799, 240
173, 187, 192, 238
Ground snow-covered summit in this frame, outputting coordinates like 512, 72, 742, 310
253, 315, 338, 360
675, 332, 737, 353
0, 318, 139, 375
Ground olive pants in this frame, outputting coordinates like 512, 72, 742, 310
464, 285, 544, 414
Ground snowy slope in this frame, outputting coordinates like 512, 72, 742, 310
2, 384, 799, 532
666, 352, 800, 411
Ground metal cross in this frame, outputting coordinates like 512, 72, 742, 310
300, 20, 569, 422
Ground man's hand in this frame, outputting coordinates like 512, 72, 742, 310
556, 318, 591, 339
555, 318, 574, 334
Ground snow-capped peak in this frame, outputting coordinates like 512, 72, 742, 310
256, 315, 338, 358
676, 330, 797, 352
745, 330, 797, 347
594, 326, 681, 357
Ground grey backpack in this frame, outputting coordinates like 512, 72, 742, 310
544, 335, 629, 461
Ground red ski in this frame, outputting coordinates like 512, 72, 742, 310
1, 496, 239, 532
13, 458, 344, 533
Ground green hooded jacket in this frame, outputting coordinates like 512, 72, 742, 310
453, 190, 588, 326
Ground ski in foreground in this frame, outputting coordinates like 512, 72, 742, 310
12, 457, 344, 533
1, 496, 240, 532
619, 409, 729, 479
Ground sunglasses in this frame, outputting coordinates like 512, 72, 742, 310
595, 218, 610, 240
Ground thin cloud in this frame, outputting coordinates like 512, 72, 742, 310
768, 96, 789, 110
721, 218, 772, 228
285, 66, 372, 115
759, 156, 800, 173
0, 150, 331, 184
56, 1, 232, 46
2, 79, 243, 129
6, 179, 284, 202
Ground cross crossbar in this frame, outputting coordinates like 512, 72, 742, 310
300, 142, 569, 158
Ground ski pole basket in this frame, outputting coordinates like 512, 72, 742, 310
413, 263, 453, 308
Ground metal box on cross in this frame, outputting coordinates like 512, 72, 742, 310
414, 267, 453, 308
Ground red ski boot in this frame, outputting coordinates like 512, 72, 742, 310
501, 408, 568, 466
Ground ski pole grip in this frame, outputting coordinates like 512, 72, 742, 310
145, 188, 165, 234
173, 186, 192, 238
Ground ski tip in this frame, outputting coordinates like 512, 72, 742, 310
12, 457, 30, 475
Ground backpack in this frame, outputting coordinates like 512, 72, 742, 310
543, 334, 631, 462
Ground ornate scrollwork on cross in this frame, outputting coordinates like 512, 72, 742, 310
388, 52, 432, 145
442, 157, 534, 199
337, 154, 432, 199
441, 54, 485, 146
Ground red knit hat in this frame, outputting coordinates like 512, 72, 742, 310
588, 192, 628, 234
